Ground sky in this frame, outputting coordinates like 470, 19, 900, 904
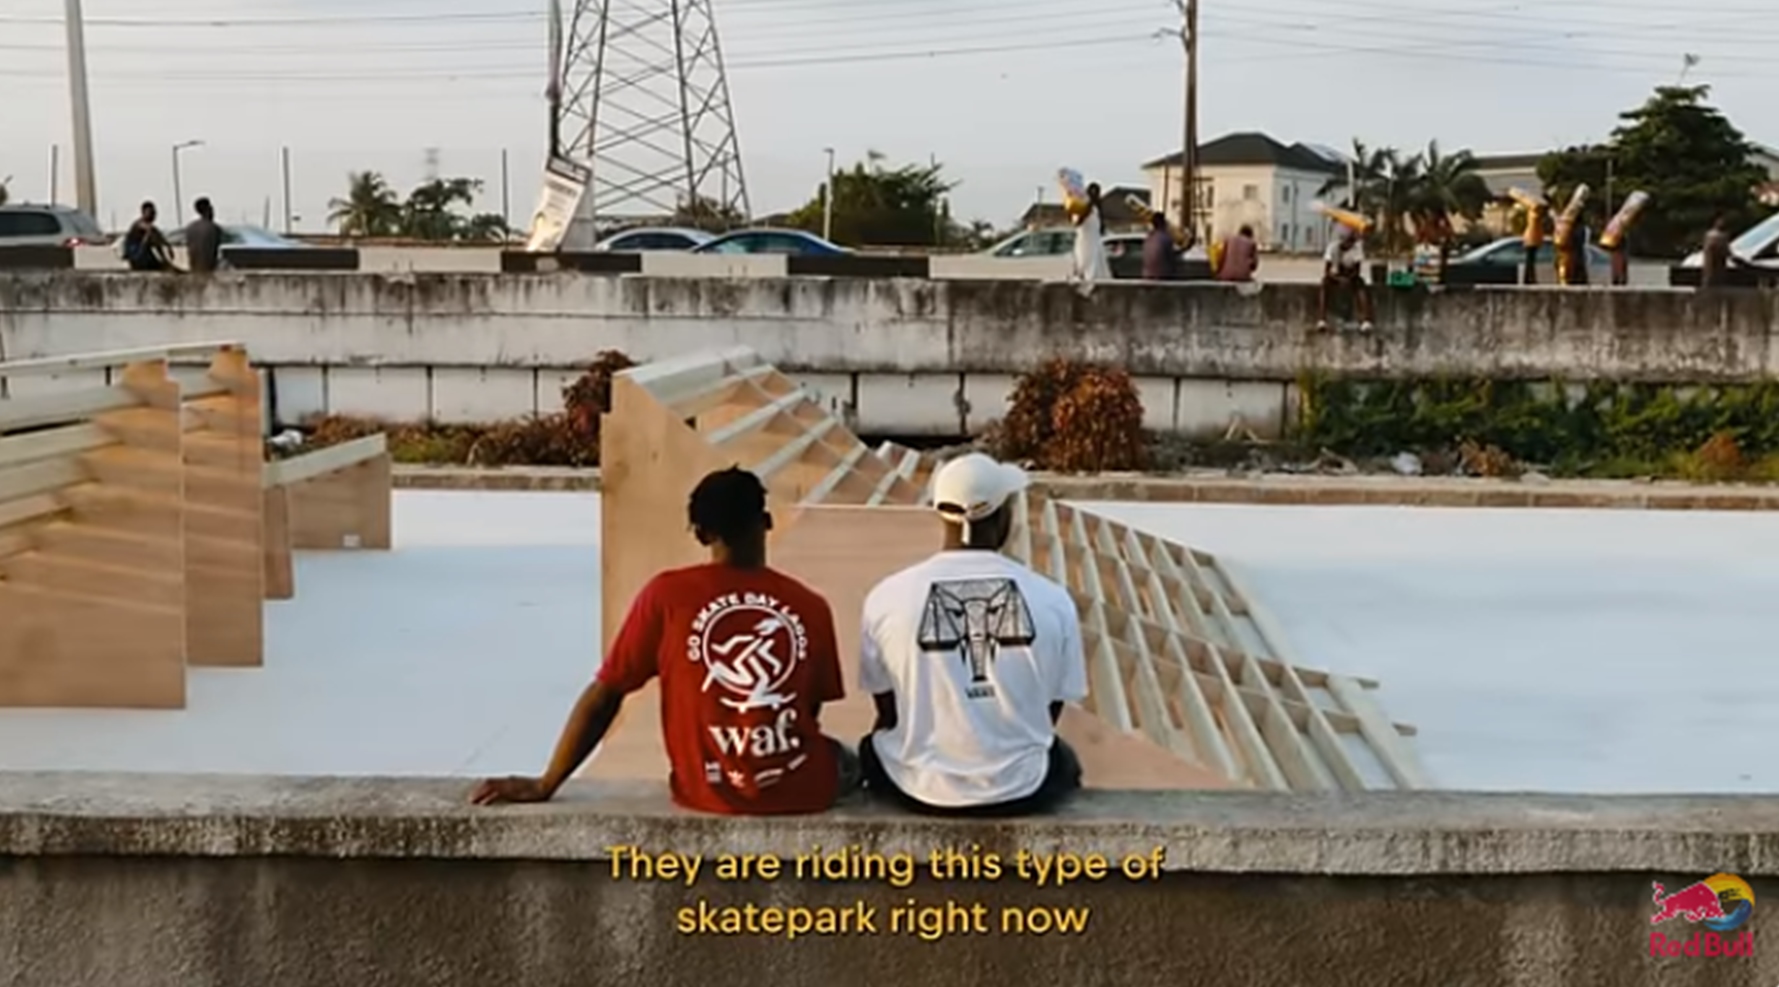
3, 0, 1777, 234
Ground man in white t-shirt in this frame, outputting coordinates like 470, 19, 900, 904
1318, 226, 1374, 332
856, 453, 1087, 816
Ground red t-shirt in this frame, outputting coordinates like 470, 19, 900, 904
597, 563, 844, 815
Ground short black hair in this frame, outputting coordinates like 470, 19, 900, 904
687, 466, 768, 544
1150, 212, 1169, 229
195, 197, 213, 215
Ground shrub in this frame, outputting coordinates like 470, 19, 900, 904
994, 358, 1088, 464
1046, 367, 1147, 473
562, 350, 637, 448
467, 414, 594, 468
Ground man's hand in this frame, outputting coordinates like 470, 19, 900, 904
469, 776, 555, 806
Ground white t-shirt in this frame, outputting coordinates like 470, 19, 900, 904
1325, 238, 1364, 269
859, 550, 1088, 807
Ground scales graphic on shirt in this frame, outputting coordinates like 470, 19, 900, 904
915, 578, 1037, 699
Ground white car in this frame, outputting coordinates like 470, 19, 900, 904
1680, 212, 1779, 269
0, 204, 109, 247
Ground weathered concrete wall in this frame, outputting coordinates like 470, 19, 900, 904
2, 272, 1774, 435
3, 774, 1776, 987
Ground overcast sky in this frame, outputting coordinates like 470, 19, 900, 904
4, 0, 1775, 233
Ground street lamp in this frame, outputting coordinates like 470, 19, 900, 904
822, 147, 836, 242
171, 140, 203, 225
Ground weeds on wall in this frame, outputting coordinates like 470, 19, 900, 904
1297, 374, 1779, 479
992, 358, 1147, 473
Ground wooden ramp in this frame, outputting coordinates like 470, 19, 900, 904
262, 434, 394, 600
1, 343, 393, 707
0, 343, 264, 706
595, 346, 1430, 791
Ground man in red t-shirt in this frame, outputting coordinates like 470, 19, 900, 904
471, 467, 857, 814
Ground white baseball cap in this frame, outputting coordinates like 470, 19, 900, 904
930, 452, 1029, 538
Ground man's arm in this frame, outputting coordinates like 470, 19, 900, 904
471, 578, 664, 805
470, 681, 627, 805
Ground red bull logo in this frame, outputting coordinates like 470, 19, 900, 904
1649, 873, 1756, 959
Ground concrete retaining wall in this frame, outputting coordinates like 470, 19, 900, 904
3, 272, 1774, 435
2, 773, 1775, 987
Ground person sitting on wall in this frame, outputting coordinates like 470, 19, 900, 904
1317, 226, 1373, 332
855, 453, 1088, 816
1215, 224, 1259, 283
471, 466, 861, 814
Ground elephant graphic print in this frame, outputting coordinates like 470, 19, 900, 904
598, 565, 843, 815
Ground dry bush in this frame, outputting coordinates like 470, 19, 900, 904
1047, 367, 1147, 473
467, 414, 595, 467
993, 358, 1089, 464
1677, 430, 1746, 482
302, 414, 385, 449
1458, 439, 1520, 478
561, 350, 637, 449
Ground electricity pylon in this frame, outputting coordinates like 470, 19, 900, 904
551, 0, 751, 241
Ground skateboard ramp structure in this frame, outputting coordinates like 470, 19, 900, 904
597, 346, 1428, 791
0, 343, 392, 707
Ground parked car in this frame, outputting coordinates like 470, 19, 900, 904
0, 203, 109, 247
1440, 237, 1612, 281
165, 225, 309, 249
592, 226, 713, 252
691, 228, 849, 256
1680, 211, 1779, 269
983, 227, 1076, 258
990, 227, 1206, 279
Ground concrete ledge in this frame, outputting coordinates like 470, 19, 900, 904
389, 464, 1779, 510
5, 773, 1779, 875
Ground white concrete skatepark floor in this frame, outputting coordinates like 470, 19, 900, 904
2, 491, 1776, 795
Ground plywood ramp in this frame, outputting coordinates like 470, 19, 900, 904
592, 348, 1288, 791
0, 359, 188, 708
260, 434, 395, 601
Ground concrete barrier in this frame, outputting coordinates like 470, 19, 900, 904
3, 272, 1776, 437
2, 772, 1774, 986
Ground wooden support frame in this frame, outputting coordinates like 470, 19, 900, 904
259, 434, 393, 602
598, 346, 1427, 792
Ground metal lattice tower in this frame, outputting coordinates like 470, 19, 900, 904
554, 0, 751, 229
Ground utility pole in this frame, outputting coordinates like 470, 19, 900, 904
280, 147, 293, 234
171, 140, 203, 226
822, 147, 835, 241
64, 0, 98, 216
1174, 0, 1199, 242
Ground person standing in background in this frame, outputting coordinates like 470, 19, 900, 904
1141, 211, 1180, 281
1520, 197, 1549, 286
1699, 213, 1747, 290
184, 197, 223, 274
1216, 224, 1259, 283
1069, 183, 1110, 289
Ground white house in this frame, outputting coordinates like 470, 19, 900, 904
1141, 132, 1344, 253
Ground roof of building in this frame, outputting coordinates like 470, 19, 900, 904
1019, 186, 1150, 229
1142, 132, 1342, 173
1471, 152, 1546, 172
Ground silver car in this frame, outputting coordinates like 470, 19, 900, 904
0, 204, 109, 247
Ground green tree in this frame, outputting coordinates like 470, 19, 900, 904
1320, 142, 1425, 256
784, 151, 956, 246
1539, 85, 1764, 256
1409, 141, 1493, 277
327, 171, 402, 237
400, 178, 482, 241
0, 176, 11, 206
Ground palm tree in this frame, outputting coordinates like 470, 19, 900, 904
327, 171, 402, 238
1410, 141, 1494, 278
